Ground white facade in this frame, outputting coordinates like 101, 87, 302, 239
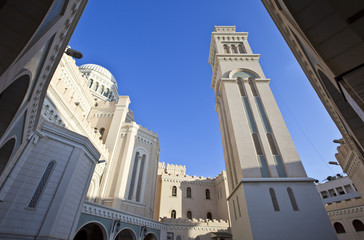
316, 176, 364, 240
209, 26, 336, 240
42, 53, 160, 221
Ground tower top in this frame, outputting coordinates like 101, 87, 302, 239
214, 26, 236, 32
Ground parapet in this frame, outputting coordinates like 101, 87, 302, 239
214, 26, 236, 32
161, 217, 229, 227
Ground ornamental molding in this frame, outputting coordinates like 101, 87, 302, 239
82, 202, 167, 230
327, 206, 364, 216
27, 1, 85, 140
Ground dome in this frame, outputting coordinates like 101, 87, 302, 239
79, 64, 116, 83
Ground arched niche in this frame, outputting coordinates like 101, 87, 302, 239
73, 222, 108, 240
231, 70, 259, 79
0, 74, 30, 139
115, 228, 137, 240
143, 233, 158, 240
0, 138, 16, 176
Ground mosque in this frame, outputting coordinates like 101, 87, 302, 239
0, 19, 338, 240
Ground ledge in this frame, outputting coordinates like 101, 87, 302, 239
227, 177, 316, 200
240, 177, 316, 183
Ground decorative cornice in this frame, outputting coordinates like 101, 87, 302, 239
27, 0, 85, 140
327, 205, 364, 217
82, 202, 167, 230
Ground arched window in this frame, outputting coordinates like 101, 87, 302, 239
187, 187, 191, 198
248, 79, 258, 96
128, 152, 147, 202
252, 133, 263, 155
231, 44, 238, 53
353, 219, 364, 232
171, 210, 176, 219
99, 128, 105, 140
172, 186, 177, 196
100, 85, 104, 94
94, 82, 99, 91
187, 211, 192, 220
237, 77, 247, 97
135, 154, 146, 202
104, 88, 110, 97
287, 187, 299, 211
238, 44, 246, 53
223, 44, 230, 54
44, 105, 49, 116
206, 189, 211, 199
267, 133, 278, 155
269, 188, 280, 211
88, 79, 93, 88
333, 222, 346, 234
207, 212, 212, 220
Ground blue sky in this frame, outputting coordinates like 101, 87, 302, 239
69, 0, 342, 181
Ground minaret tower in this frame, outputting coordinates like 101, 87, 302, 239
209, 26, 336, 239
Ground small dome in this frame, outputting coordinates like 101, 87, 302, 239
79, 64, 116, 83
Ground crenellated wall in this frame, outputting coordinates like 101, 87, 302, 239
156, 163, 230, 223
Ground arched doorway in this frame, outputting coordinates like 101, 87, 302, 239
0, 138, 16, 175
0, 74, 30, 138
115, 228, 137, 240
73, 222, 106, 240
143, 233, 158, 240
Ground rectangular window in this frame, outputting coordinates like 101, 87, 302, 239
321, 191, 328, 199
344, 184, 354, 193
336, 187, 345, 195
236, 196, 241, 217
328, 189, 337, 197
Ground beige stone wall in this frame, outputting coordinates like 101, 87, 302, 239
336, 141, 364, 198
317, 176, 364, 240
156, 162, 230, 222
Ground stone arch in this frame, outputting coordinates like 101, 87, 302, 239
0, 137, 16, 176
171, 209, 176, 218
115, 227, 137, 240
207, 212, 212, 220
229, 68, 260, 79
0, 1, 54, 76
223, 44, 230, 54
0, 72, 30, 139
238, 43, 246, 53
143, 232, 158, 240
231, 44, 238, 53
73, 221, 108, 240
99, 128, 105, 140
